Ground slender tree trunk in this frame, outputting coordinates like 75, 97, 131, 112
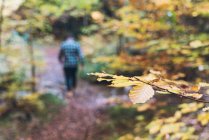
0, 0, 5, 50
83, 9, 88, 26
28, 37, 36, 92
117, 35, 125, 55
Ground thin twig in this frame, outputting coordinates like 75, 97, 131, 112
133, 77, 209, 103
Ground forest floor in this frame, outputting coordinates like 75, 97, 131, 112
25, 46, 128, 140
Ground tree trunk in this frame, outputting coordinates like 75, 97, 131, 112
28, 39, 36, 92
117, 35, 125, 55
0, 0, 5, 50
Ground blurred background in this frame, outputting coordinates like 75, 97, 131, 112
0, 0, 209, 140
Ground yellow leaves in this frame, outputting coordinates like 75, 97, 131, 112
18, 93, 45, 111
165, 111, 182, 123
199, 82, 209, 87
97, 78, 112, 82
91, 73, 156, 104
88, 72, 113, 79
192, 2, 209, 16
183, 93, 202, 99
160, 122, 185, 136
22, 93, 41, 101
170, 127, 198, 140
138, 74, 158, 82
167, 86, 181, 95
146, 102, 206, 137
110, 80, 140, 88
129, 85, 155, 104
202, 106, 209, 112
146, 104, 202, 139
147, 119, 164, 134
90, 73, 141, 88
197, 112, 209, 126
118, 134, 135, 140
93, 56, 115, 63
151, 0, 171, 8
179, 102, 204, 114
190, 86, 200, 92
130, 0, 171, 10
93, 55, 141, 72
147, 111, 184, 136
189, 40, 203, 48
137, 103, 154, 112
91, 72, 209, 104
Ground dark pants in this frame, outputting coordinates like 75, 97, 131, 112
64, 67, 77, 91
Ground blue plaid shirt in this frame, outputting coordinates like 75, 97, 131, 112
59, 38, 84, 67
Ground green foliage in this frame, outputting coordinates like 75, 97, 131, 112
100, 106, 140, 140
108, 106, 138, 126
91, 0, 209, 79
39, 93, 63, 107
0, 92, 63, 119
104, 101, 208, 140
4, 0, 100, 37
87, 2, 209, 132
0, 91, 64, 140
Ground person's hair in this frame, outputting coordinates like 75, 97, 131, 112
68, 32, 74, 38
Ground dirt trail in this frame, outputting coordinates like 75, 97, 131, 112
28, 47, 128, 140
30, 83, 108, 140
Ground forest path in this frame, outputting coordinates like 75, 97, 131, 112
28, 46, 128, 140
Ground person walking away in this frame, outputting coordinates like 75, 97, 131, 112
58, 34, 84, 97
